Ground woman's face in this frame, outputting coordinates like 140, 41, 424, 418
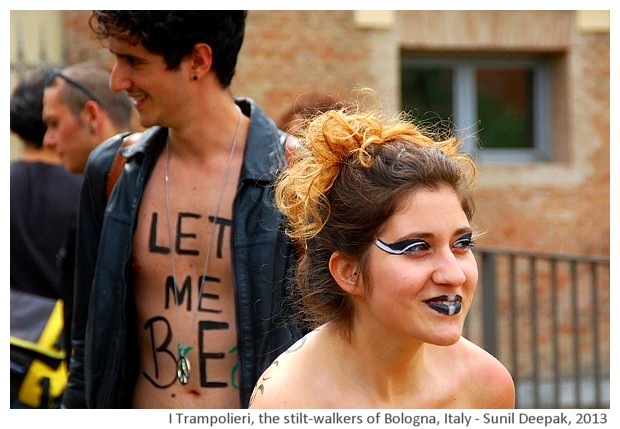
358, 185, 478, 347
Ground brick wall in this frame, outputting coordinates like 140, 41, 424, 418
46, 9, 611, 406
60, 10, 609, 258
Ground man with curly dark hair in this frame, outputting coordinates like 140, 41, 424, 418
63, 11, 304, 409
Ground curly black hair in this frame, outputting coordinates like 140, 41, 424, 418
89, 11, 247, 87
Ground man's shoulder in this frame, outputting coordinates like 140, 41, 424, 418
236, 97, 281, 136
235, 98, 289, 176
87, 131, 133, 172
86, 127, 163, 172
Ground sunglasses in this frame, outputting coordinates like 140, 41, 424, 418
45, 68, 101, 105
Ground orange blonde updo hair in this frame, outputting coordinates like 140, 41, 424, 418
275, 101, 477, 336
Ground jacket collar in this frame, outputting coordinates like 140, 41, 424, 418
119, 98, 285, 183
236, 97, 286, 182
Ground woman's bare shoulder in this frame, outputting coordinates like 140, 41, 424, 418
249, 329, 326, 409
455, 337, 516, 408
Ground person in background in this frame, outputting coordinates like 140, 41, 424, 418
277, 92, 348, 133
42, 62, 135, 368
62, 11, 304, 409
277, 92, 349, 164
10, 69, 83, 408
249, 102, 516, 408
43, 61, 136, 174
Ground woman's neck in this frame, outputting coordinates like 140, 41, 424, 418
335, 322, 430, 407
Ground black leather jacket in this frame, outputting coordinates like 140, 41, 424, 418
62, 98, 304, 408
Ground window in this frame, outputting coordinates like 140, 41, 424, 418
401, 54, 551, 162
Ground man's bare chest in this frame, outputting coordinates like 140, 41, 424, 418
130, 155, 241, 397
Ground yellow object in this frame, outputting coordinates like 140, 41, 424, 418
10, 300, 68, 408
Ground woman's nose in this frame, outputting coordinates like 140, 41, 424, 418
431, 248, 467, 287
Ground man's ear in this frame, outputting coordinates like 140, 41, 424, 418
81, 100, 103, 134
329, 251, 362, 296
189, 43, 213, 80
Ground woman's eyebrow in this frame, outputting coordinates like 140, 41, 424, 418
389, 226, 473, 243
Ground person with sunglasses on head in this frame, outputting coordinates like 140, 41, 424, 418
43, 62, 135, 174
62, 11, 305, 409
42, 62, 135, 379
249, 101, 516, 409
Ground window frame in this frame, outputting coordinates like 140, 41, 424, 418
401, 53, 552, 163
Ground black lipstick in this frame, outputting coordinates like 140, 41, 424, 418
426, 295, 462, 315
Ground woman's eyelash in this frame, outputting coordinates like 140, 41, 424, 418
398, 240, 429, 254
375, 238, 429, 255
454, 234, 476, 249
375, 233, 476, 255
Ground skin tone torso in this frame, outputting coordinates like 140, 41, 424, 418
131, 128, 247, 408
251, 324, 513, 408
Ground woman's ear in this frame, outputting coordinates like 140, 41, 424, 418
329, 251, 362, 296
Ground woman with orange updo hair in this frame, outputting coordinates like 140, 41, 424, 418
249, 99, 515, 409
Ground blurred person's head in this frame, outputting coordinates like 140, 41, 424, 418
11, 69, 50, 148
278, 93, 350, 135
42, 62, 134, 173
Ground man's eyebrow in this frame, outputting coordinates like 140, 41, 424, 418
108, 46, 135, 59
112, 52, 134, 59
